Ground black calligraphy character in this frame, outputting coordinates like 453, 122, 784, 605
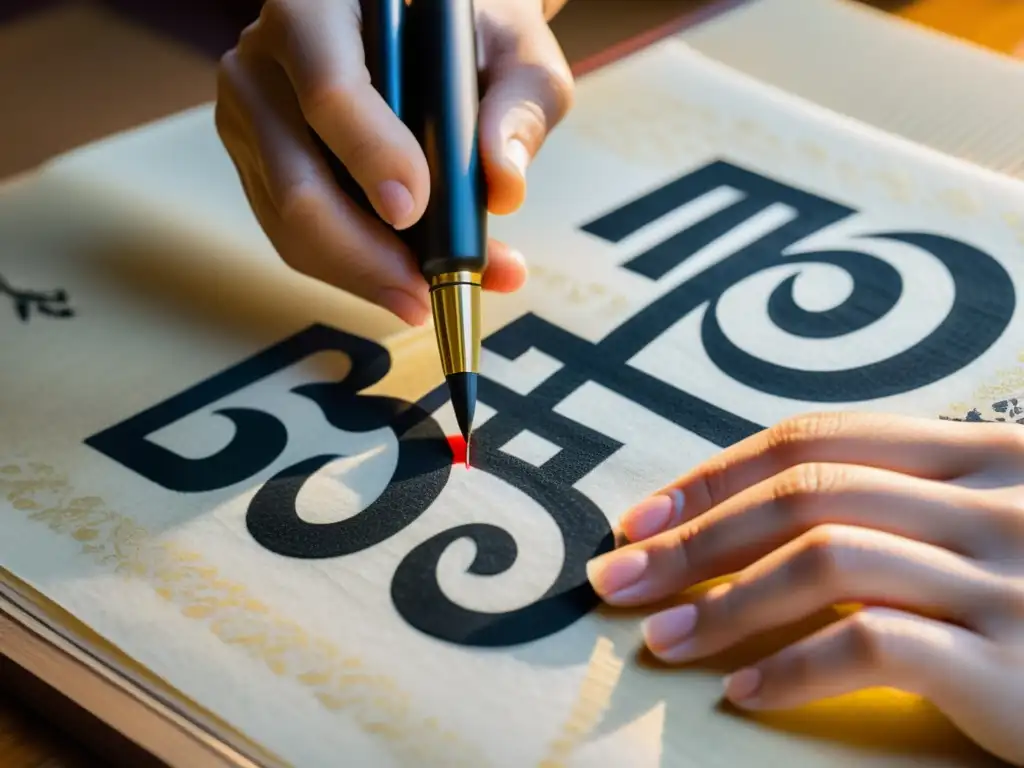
1, 273, 74, 322
87, 325, 449, 553
390, 335, 619, 647
582, 159, 1015, 402
86, 321, 619, 648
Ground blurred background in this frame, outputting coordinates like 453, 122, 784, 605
3, 0, 1024, 180
0, 0, 694, 179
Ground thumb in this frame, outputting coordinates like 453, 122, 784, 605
478, 15, 574, 215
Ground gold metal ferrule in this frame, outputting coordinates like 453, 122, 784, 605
429, 270, 481, 376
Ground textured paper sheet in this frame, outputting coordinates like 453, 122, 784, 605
682, 0, 1024, 181
2, 37, 1022, 768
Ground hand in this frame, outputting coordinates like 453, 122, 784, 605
587, 412, 1024, 765
215, 0, 573, 325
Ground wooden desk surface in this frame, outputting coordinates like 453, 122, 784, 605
1, 0, 1022, 766
899, 0, 1024, 53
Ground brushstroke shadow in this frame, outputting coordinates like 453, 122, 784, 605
85, 232, 410, 352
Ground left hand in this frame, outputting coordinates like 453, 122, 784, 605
586, 412, 1024, 765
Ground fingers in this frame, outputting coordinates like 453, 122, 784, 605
217, 46, 527, 321
620, 412, 1023, 543
723, 607, 994, 717
254, 0, 429, 229
639, 524, 1007, 663
600, 464, 1014, 605
477, 5, 574, 214
727, 607, 1024, 766
483, 240, 528, 293
217, 45, 431, 325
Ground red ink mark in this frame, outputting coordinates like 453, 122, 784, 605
447, 434, 469, 469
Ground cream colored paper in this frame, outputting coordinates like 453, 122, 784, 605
2, 38, 1022, 768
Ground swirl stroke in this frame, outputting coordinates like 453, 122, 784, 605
701, 233, 1015, 401
582, 160, 1016, 403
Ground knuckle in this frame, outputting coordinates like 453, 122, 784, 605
256, 0, 293, 48
661, 526, 696, 575
842, 609, 888, 666
299, 81, 347, 125
296, 74, 371, 135
771, 463, 843, 521
1002, 503, 1024, 544
275, 180, 324, 235
695, 459, 732, 510
270, 184, 373, 288
995, 423, 1024, 463
776, 645, 817, 685
538, 64, 575, 120
214, 52, 241, 135
1000, 490, 1024, 521
216, 47, 239, 79
700, 580, 737, 623
236, 20, 262, 54
335, 126, 389, 174
791, 524, 848, 588
979, 495, 1024, 551
994, 577, 1024, 621
215, 48, 241, 95
765, 412, 844, 465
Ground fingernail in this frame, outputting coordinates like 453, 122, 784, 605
491, 240, 528, 268
723, 667, 762, 705
505, 139, 530, 178
643, 604, 697, 656
377, 180, 415, 228
377, 287, 430, 326
620, 490, 683, 542
586, 549, 648, 603
508, 247, 529, 286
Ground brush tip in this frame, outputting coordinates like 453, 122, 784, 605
446, 372, 477, 442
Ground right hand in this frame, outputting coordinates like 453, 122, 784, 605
215, 0, 575, 325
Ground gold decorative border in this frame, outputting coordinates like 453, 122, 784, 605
0, 460, 484, 767
941, 351, 1024, 421
539, 637, 625, 767
526, 264, 632, 317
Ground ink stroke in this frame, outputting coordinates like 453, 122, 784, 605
0, 272, 75, 322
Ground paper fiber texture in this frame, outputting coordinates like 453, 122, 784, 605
681, 0, 1024, 181
1, 39, 1020, 767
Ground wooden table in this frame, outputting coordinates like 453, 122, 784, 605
2, 0, 1023, 765
898, 0, 1024, 54
0, 688, 95, 768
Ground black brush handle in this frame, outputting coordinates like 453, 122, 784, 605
403, 0, 488, 279
311, 0, 488, 281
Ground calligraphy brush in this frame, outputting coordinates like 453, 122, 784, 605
311, 0, 486, 466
